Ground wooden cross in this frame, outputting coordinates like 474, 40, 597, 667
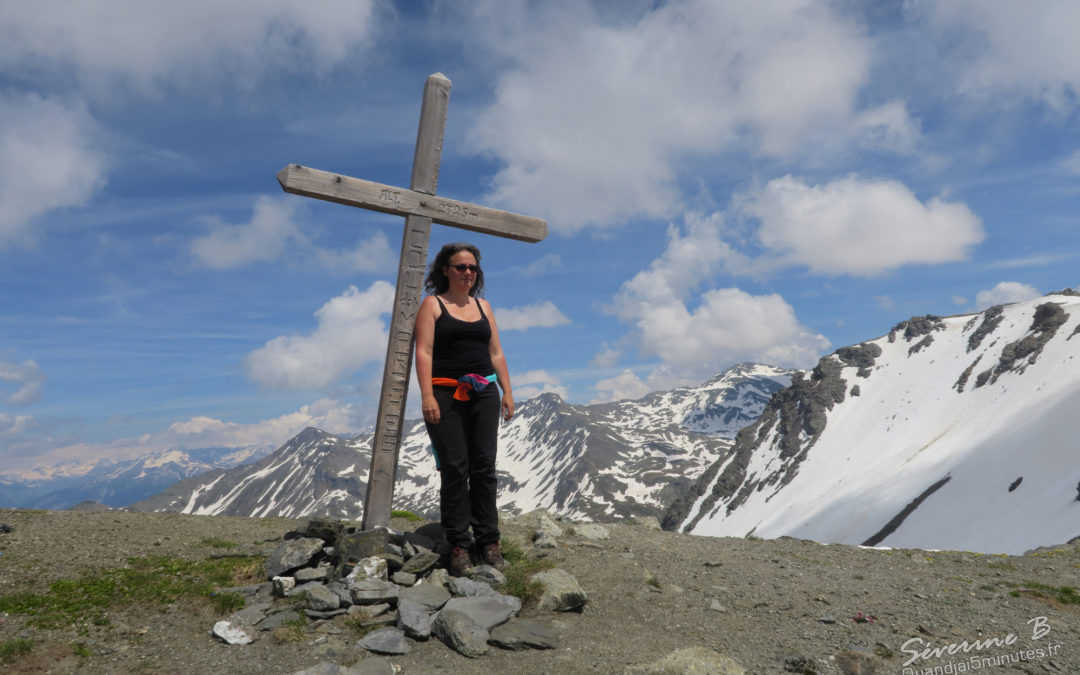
276, 73, 547, 530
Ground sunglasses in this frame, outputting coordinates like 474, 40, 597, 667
450, 264, 479, 272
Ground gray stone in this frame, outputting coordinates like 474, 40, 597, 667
432, 609, 489, 658
533, 530, 557, 549
391, 571, 416, 586
265, 537, 326, 578
296, 566, 331, 583
400, 551, 440, 575
448, 576, 499, 597
347, 603, 391, 621
378, 553, 404, 573
227, 601, 271, 627
272, 576, 296, 597
306, 608, 347, 620
212, 619, 255, 645
297, 517, 346, 546
572, 523, 610, 540
488, 619, 559, 651
470, 564, 505, 587
399, 582, 451, 611
291, 660, 397, 675
396, 599, 433, 640
347, 556, 387, 582
532, 568, 588, 612
326, 581, 352, 607
334, 529, 390, 566
626, 647, 745, 674
357, 626, 411, 655
303, 584, 342, 612
359, 609, 398, 627
426, 568, 451, 589
403, 531, 437, 552
257, 609, 303, 631
441, 595, 520, 630
349, 579, 399, 605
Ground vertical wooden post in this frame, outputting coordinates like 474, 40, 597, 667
361, 74, 451, 530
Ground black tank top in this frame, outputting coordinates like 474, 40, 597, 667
432, 296, 494, 378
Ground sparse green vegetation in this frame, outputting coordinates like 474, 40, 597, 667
499, 537, 554, 605
71, 642, 93, 658
271, 614, 308, 643
209, 591, 246, 615
0, 555, 263, 629
1010, 582, 1080, 605
390, 509, 422, 522
0, 638, 34, 663
195, 537, 238, 549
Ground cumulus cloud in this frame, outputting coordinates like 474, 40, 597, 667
191, 196, 307, 268
610, 214, 829, 382
590, 343, 621, 369
495, 301, 571, 331
0, 359, 46, 405
914, 0, 1080, 113
191, 196, 394, 272
246, 282, 395, 389
591, 370, 651, 404
974, 281, 1040, 310
0, 93, 108, 249
513, 370, 569, 401
734, 175, 984, 276
466, 0, 894, 232
0, 1, 381, 92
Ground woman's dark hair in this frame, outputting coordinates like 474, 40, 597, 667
424, 242, 485, 297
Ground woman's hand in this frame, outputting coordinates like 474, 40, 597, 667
422, 393, 441, 425
501, 391, 515, 422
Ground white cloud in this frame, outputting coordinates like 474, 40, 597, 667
915, 0, 1080, 113
1, 398, 363, 474
0, 359, 46, 405
518, 254, 562, 278
734, 175, 984, 277
0, 413, 35, 436
495, 301, 571, 331
191, 197, 394, 272
611, 215, 829, 381
590, 344, 621, 369
246, 282, 395, 389
513, 370, 568, 401
0, 1, 381, 93
974, 282, 1040, 310
316, 231, 396, 274
0, 93, 108, 249
191, 196, 306, 268
466, 0, 883, 232
875, 295, 898, 312
590, 370, 651, 404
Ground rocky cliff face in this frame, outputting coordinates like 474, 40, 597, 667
666, 291, 1080, 554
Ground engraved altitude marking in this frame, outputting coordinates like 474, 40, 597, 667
276, 73, 546, 530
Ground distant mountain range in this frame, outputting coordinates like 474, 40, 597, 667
664, 291, 1080, 554
126, 363, 793, 521
0, 446, 270, 510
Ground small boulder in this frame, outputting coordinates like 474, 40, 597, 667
357, 626, 411, 655
212, 619, 255, 645
432, 609, 489, 658
531, 568, 588, 612
265, 537, 325, 578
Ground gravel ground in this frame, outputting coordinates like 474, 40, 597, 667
1, 508, 1078, 674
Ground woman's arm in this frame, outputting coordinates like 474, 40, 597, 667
482, 298, 514, 421
414, 296, 441, 424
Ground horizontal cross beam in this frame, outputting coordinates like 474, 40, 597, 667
277, 164, 547, 243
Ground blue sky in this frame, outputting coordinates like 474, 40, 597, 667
2, 0, 1079, 472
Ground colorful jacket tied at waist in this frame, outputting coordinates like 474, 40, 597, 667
431, 373, 497, 401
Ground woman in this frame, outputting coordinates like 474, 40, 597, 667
414, 242, 514, 576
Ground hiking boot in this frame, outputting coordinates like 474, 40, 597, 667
481, 542, 507, 569
449, 545, 471, 577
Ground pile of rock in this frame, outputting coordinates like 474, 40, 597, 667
210, 516, 587, 662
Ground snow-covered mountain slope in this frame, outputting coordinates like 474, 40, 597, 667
665, 291, 1080, 554
130, 364, 792, 521
0, 446, 270, 510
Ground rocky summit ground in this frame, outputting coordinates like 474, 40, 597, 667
0, 508, 1078, 674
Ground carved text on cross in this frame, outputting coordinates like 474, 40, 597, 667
276, 73, 546, 530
